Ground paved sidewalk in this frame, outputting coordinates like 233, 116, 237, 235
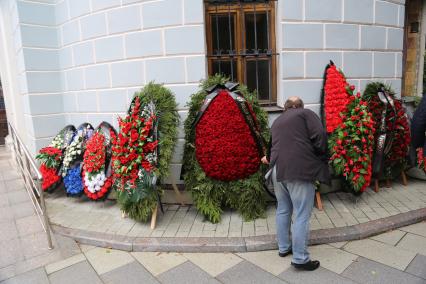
1, 146, 426, 283
2, 221, 425, 283
45, 179, 426, 239
0, 148, 80, 282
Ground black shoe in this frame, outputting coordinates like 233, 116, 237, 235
278, 249, 292, 257
291, 260, 320, 271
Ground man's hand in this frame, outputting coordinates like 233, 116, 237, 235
261, 156, 269, 164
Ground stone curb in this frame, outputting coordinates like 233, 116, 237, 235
51, 208, 426, 253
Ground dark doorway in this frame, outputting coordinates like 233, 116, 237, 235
0, 81, 8, 145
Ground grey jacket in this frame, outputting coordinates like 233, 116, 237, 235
270, 108, 330, 184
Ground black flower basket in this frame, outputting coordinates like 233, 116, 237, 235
63, 123, 94, 197
83, 121, 117, 201
41, 125, 76, 193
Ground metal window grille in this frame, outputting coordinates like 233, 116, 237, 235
205, 0, 277, 104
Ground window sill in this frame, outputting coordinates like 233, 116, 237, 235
261, 105, 284, 113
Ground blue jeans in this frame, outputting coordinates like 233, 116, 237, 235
272, 167, 315, 264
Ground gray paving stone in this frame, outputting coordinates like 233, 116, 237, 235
175, 207, 198, 233
6, 191, 29, 205
356, 217, 370, 223
0, 239, 23, 268
150, 210, 176, 236
342, 257, 425, 284
55, 234, 81, 259
0, 221, 18, 241
11, 202, 35, 219
163, 207, 189, 237
0, 265, 16, 282
0, 184, 7, 194
279, 266, 356, 284
19, 232, 52, 259
15, 215, 44, 237
201, 230, 216, 237
215, 211, 231, 237
396, 233, 426, 256
343, 238, 416, 270
0, 193, 9, 208
0, 207, 14, 222
100, 261, 160, 284
188, 211, 205, 237
400, 222, 426, 237
217, 261, 286, 284
330, 217, 347, 227
13, 251, 63, 277
1, 170, 21, 181
49, 261, 102, 284
158, 261, 220, 284
370, 230, 406, 246
242, 221, 255, 237
4, 180, 25, 192
374, 207, 392, 217
1, 267, 49, 284
405, 254, 426, 280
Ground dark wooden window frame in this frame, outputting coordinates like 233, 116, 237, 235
205, 0, 277, 105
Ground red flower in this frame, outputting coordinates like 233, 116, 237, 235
329, 94, 374, 192
130, 129, 139, 142
82, 132, 114, 200
111, 97, 158, 191
39, 164, 61, 191
195, 90, 260, 181
324, 64, 352, 133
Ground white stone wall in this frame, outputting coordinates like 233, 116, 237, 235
3, 0, 205, 183
277, 0, 405, 114
1, 0, 406, 183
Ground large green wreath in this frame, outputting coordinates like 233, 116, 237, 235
115, 83, 179, 222
183, 75, 270, 223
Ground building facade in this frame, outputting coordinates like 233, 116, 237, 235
0, 0, 413, 184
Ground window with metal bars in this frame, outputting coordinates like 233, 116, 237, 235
205, 0, 277, 105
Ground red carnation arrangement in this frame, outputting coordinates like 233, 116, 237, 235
324, 64, 352, 133
329, 94, 375, 192
111, 97, 158, 190
82, 132, 113, 200
84, 132, 105, 173
195, 90, 260, 181
363, 83, 411, 178
39, 164, 61, 191
323, 62, 375, 193
36, 146, 63, 191
384, 100, 410, 175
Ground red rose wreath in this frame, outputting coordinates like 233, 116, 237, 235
195, 90, 260, 181
183, 76, 269, 223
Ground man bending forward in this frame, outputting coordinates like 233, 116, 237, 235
262, 96, 330, 271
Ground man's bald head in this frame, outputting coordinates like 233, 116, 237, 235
284, 96, 304, 110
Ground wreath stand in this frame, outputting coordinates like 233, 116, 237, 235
315, 191, 323, 211
373, 171, 408, 192
150, 174, 185, 229
120, 174, 185, 229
